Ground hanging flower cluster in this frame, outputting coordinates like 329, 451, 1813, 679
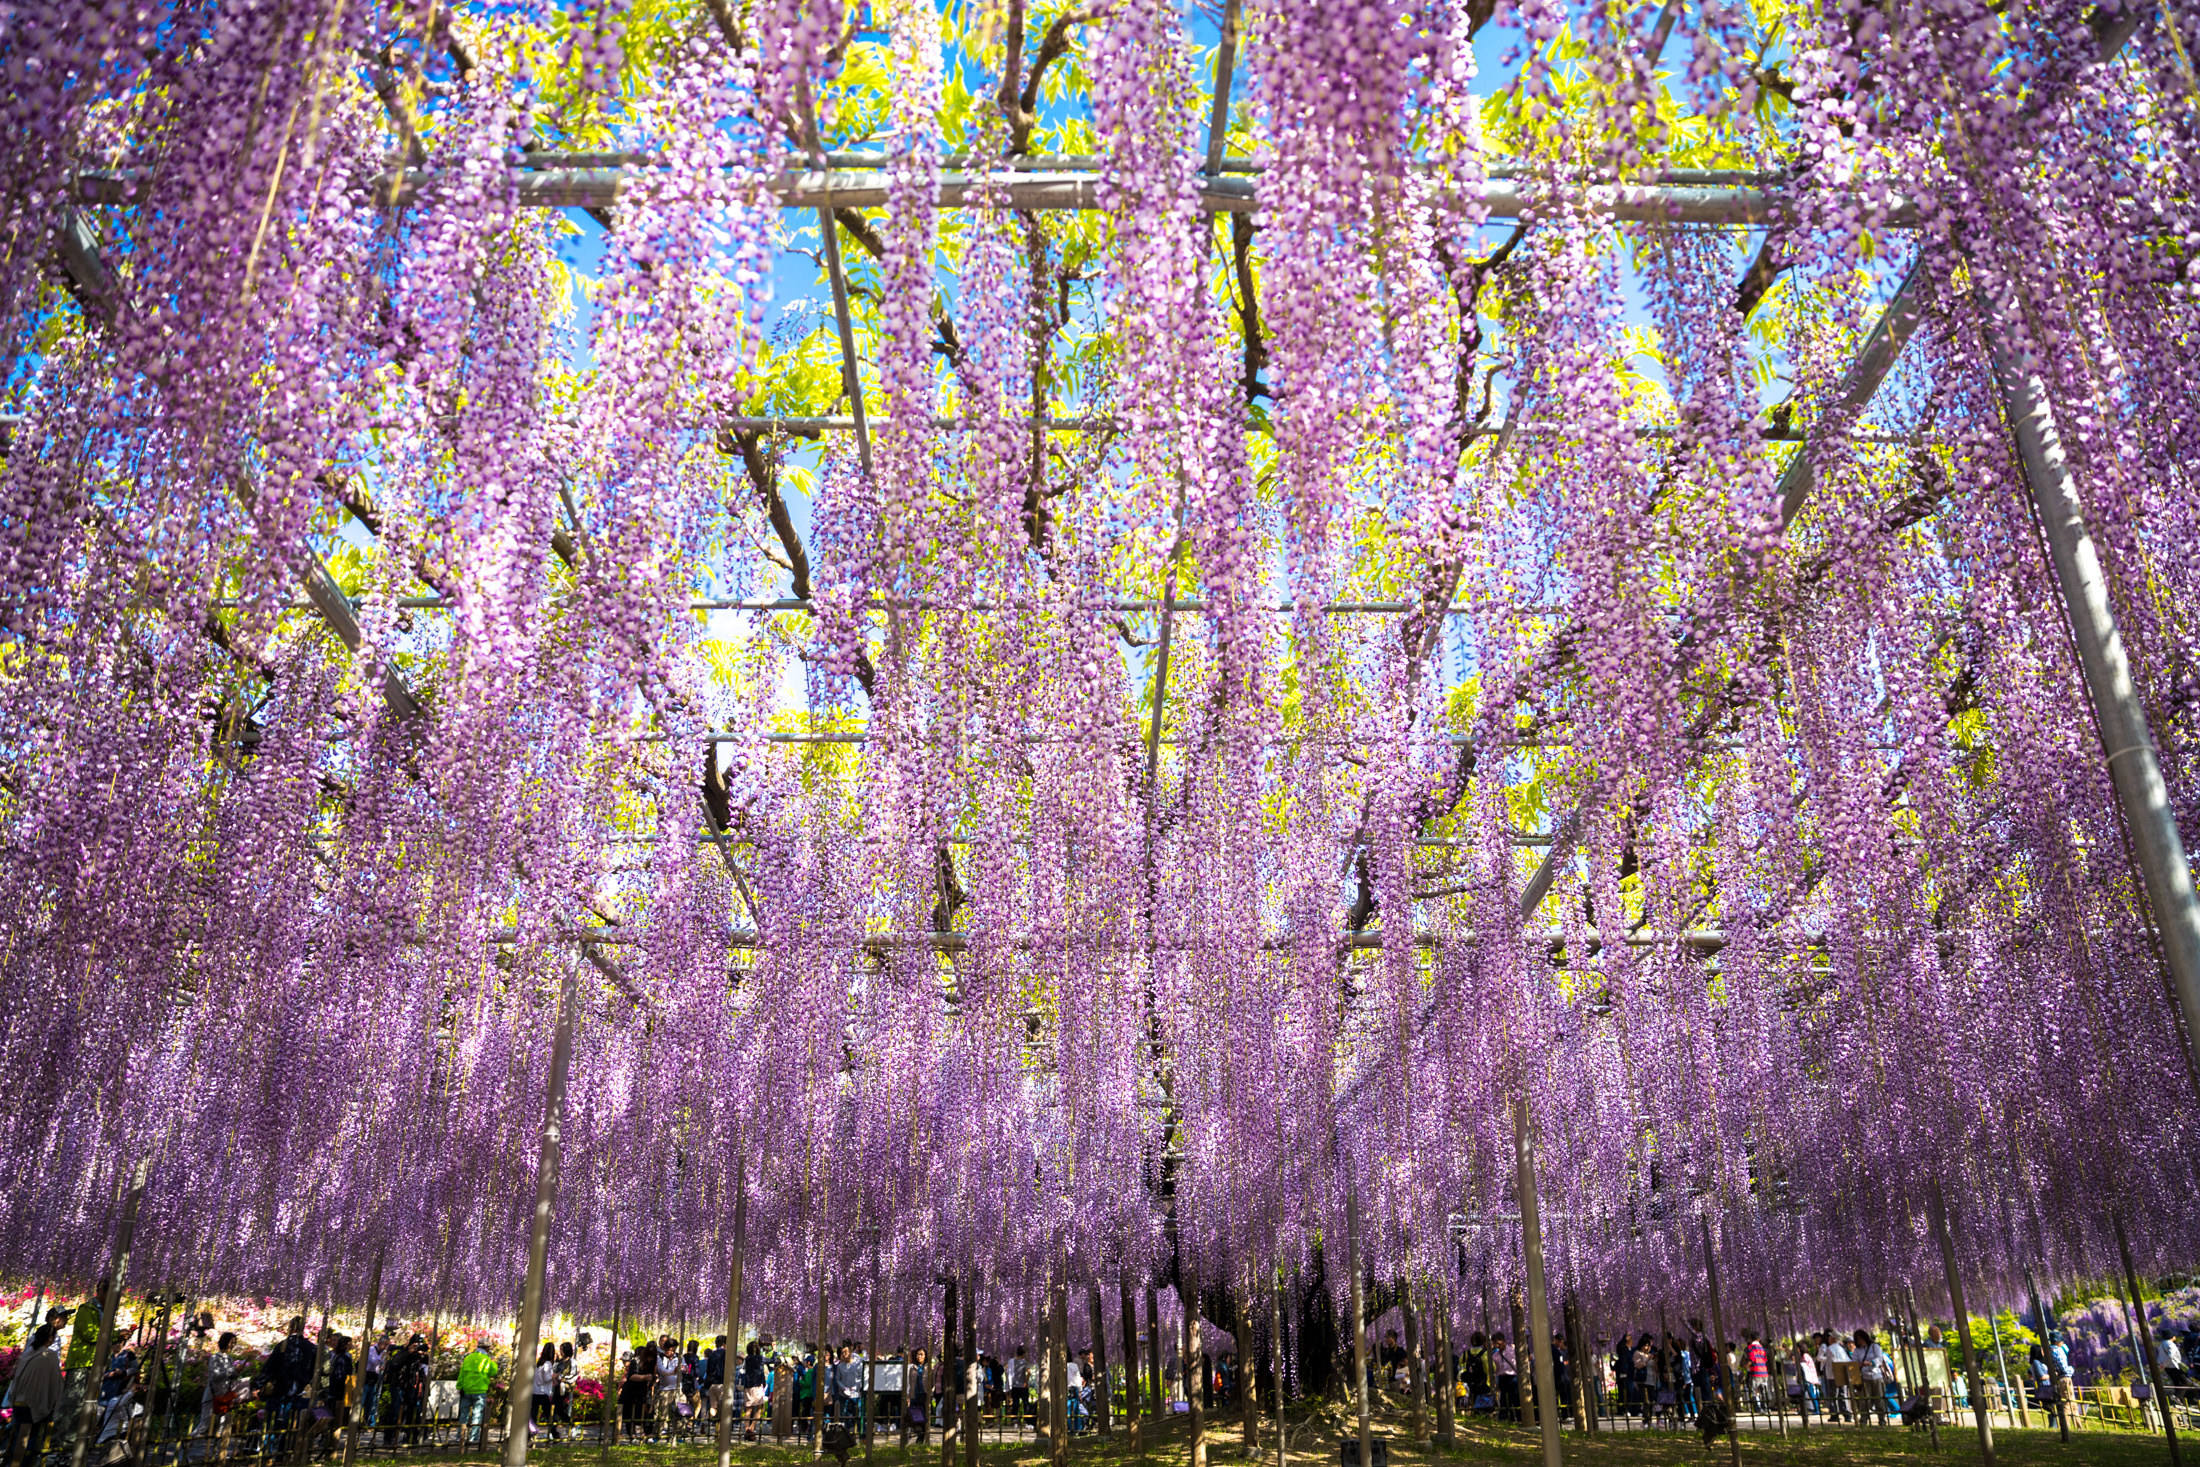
0, 0, 2197, 1368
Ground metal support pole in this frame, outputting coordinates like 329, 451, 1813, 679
342, 1248, 384, 1467
1089, 1280, 1111, 1438
1699, 1217, 1740, 1467
2116, 1215, 2184, 1467
1988, 326, 2200, 1089
1180, 1269, 1203, 1467
716, 1156, 749, 1467
1345, 1176, 1372, 1467
71, 1157, 148, 1467
1929, 1184, 1995, 1467
1513, 1100, 1563, 1467
1120, 1272, 1141, 1447
1147, 1281, 1163, 1423
503, 958, 580, 1467
2026, 1265, 2069, 1442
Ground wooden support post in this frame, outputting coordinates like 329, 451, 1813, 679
1699, 1216, 1741, 1467
963, 1273, 979, 1467
941, 1276, 959, 1467
1034, 1280, 1052, 1456
1050, 1272, 1069, 1467
1089, 1281, 1112, 1438
1988, 1307, 2028, 1429
1181, 1270, 1203, 1467
1432, 1301, 1456, 1445
342, 1248, 384, 1467
604, 1307, 620, 1458
1273, 1269, 1290, 1467
1147, 1282, 1163, 1423
864, 1233, 879, 1463
1514, 1099, 1562, 1467
2025, 1265, 2070, 1441
1120, 1273, 1141, 1453
130, 1288, 175, 1460
70, 1157, 148, 1467
2116, 1214, 2184, 1467
505, 958, 580, 1467
1403, 1289, 1424, 1443
717, 1166, 749, 1467
1903, 1286, 1939, 1450
1344, 1174, 1371, 1467
1562, 1298, 1588, 1433
1930, 1184, 1996, 1467
815, 1261, 831, 1462
1238, 1272, 1257, 1453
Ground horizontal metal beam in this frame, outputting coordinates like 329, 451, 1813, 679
73, 167, 1916, 227
221, 594, 1556, 616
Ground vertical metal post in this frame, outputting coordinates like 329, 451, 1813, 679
1344, 1172, 1371, 1467
71, 1157, 148, 1467
1120, 1273, 1141, 1448
963, 1273, 979, 1467
2026, 1265, 2070, 1441
1514, 1101, 1563, 1467
1989, 330, 2200, 1088
864, 1231, 880, 1463
1699, 1216, 1740, 1467
716, 1158, 749, 1467
1180, 1270, 1202, 1467
1146, 1283, 1162, 1423
2116, 1215, 2184, 1467
1088, 1280, 1111, 1438
343, 1248, 384, 1467
1929, 1185, 1995, 1467
1403, 1291, 1424, 1442
940, 1276, 958, 1467
503, 958, 580, 1467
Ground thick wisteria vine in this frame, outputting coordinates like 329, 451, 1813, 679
2, 0, 2199, 1372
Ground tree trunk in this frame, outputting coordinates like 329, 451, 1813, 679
1432, 1303, 1455, 1446
1089, 1281, 1111, 1437
1404, 1290, 1424, 1442
1183, 1269, 1204, 1467
1050, 1274, 1069, 1467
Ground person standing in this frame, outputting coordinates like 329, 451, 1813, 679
387, 1334, 430, 1448
705, 1335, 728, 1429
9, 1326, 64, 1467
654, 1336, 682, 1440
456, 1336, 501, 1447
833, 1345, 866, 1436
1008, 1347, 1030, 1432
620, 1338, 656, 1443
362, 1328, 392, 1433
530, 1343, 561, 1441
1742, 1331, 1770, 1414
1786, 1340, 1819, 1421
1852, 1329, 1895, 1426
555, 1341, 578, 1437
1491, 1332, 1519, 1424
1816, 1330, 1851, 1422
739, 1341, 769, 1442
259, 1316, 318, 1457
901, 1348, 929, 1446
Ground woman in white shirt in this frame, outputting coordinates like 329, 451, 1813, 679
532, 1343, 562, 1440
196, 1332, 243, 1438
1786, 1341, 1820, 1420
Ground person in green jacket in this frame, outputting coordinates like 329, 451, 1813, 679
458, 1338, 502, 1446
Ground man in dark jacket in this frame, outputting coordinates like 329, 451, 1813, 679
258, 1317, 317, 1456
384, 1335, 429, 1447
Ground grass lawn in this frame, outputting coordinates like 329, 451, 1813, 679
394, 1400, 2175, 1467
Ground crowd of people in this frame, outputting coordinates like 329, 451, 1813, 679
5, 1288, 2194, 1465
